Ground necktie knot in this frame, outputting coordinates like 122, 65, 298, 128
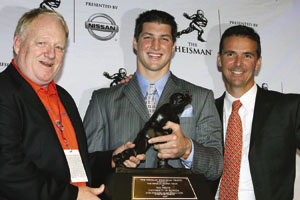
232, 100, 242, 112
147, 84, 156, 95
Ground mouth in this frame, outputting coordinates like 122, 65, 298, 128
231, 70, 243, 75
40, 61, 54, 67
148, 53, 162, 59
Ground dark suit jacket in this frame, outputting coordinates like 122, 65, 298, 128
0, 63, 111, 200
215, 86, 300, 200
84, 72, 223, 181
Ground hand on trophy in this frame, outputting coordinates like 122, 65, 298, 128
148, 121, 192, 160
112, 92, 192, 168
112, 141, 146, 168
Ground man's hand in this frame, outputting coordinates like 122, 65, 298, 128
148, 121, 192, 159
112, 141, 146, 168
117, 74, 133, 84
77, 184, 105, 200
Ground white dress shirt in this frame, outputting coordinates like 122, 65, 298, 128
216, 84, 257, 200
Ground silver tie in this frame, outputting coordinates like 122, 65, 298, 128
145, 84, 157, 116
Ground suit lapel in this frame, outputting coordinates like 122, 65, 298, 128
157, 73, 185, 107
215, 93, 225, 150
123, 74, 149, 122
250, 86, 271, 148
215, 92, 225, 121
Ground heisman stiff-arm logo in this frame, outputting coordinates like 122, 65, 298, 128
40, 0, 61, 10
177, 9, 208, 42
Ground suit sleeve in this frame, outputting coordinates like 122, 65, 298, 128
295, 95, 300, 149
83, 90, 106, 152
191, 90, 223, 180
0, 93, 78, 200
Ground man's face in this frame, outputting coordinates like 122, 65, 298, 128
133, 22, 175, 78
217, 36, 261, 96
13, 15, 66, 89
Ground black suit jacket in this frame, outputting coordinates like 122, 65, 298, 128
0, 63, 111, 200
214, 86, 300, 200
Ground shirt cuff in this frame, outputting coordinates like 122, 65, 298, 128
180, 139, 194, 169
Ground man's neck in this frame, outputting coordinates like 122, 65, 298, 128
137, 69, 169, 83
226, 83, 255, 98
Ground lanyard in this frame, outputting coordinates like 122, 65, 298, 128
54, 92, 71, 150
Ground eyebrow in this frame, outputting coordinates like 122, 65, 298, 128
141, 32, 172, 38
223, 50, 255, 56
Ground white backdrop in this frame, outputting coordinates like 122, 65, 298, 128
0, 0, 299, 198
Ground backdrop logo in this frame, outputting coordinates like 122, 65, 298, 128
0, 62, 9, 68
262, 83, 269, 90
85, 13, 119, 41
229, 20, 258, 28
39, 0, 61, 10
177, 9, 208, 42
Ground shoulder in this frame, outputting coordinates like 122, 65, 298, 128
56, 84, 78, 107
171, 74, 212, 95
0, 65, 32, 98
0, 64, 20, 90
91, 83, 127, 98
257, 87, 300, 107
258, 87, 300, 101
56, 84, 72, 97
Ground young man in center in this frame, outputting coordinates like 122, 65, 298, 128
83, 10, 223, 181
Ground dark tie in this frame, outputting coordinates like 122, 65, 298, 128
145, 84, 157, 116
219, 100, 243, 200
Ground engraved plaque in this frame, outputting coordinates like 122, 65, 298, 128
132, 176, 197, 199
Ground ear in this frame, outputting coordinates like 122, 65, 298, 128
255, 56, 262, 71
133, 37, 138, 52
172, 42, 176, 53
13, 35, 22, 56
217, 52, 222, 68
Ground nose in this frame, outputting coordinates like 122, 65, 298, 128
45, 45, 56, 59
151, 38, 160, 50
235, 55, 242, 66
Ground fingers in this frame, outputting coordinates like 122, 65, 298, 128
77, 185, 103, 200
148, 121, 189, 159
91, 184, 105, 196
122, 154, 146, 168
148, 134, 174, 144
113, 141, 135, 156
113, 141, 145, 168
124, 141, 135, 149
163, 121, 180, 133
117, 74, 133, 84
136, 154, 146, 161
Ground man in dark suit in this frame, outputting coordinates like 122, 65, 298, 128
84, 10, 223, 181
0, 8, 139, 200
214, 25, 300, 199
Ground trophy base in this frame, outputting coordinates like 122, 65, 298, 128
102, 167, 214, 200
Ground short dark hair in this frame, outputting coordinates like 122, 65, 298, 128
134, 9, 177, 42
219, 25, 261, 58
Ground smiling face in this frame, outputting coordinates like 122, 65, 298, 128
13, 14, 66, 89
133, 22, 176, 82
218, 36, 262, 97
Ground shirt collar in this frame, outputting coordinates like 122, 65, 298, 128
12, 59, 57, 96
224, 84, 257, 112
136, 71, 170, 98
